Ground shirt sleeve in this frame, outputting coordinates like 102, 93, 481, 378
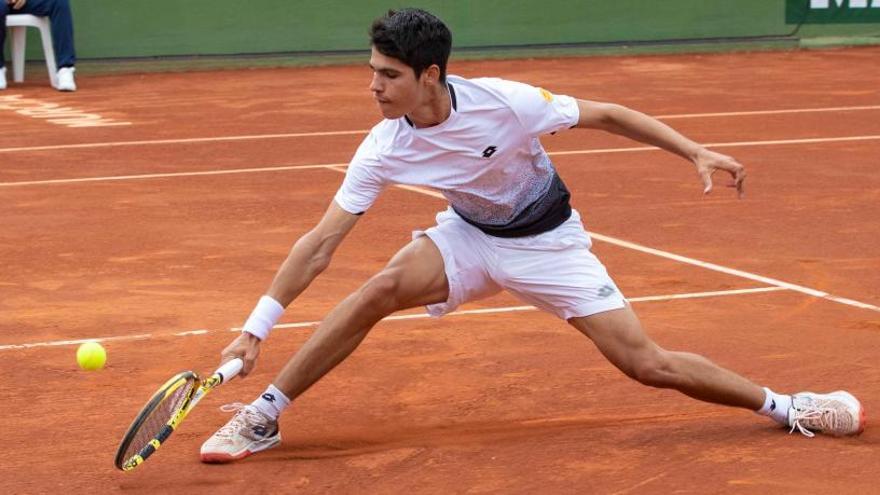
491, 79, 580, 136
333, 131, 387, 215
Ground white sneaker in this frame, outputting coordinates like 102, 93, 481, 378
56, 67, 76, 92
788, 391, 865, 437
0, 67, 7, 90
200, 403, 281, 463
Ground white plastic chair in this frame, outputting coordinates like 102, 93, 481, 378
6, 14, 59, 88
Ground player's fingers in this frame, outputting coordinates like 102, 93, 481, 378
240, 349, 260, 378
219, 345, 245, 370
734, 168, 746, 199
700, 171, 713, 195
724, 166, 746, 199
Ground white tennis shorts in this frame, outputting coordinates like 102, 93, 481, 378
414, 207, 626, 320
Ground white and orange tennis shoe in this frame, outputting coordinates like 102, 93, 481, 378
788, 391, 865, 437
200, 403, 280, 463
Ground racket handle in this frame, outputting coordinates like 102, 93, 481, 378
215, 358, 244, 384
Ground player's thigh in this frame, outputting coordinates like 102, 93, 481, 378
568, 307, 662, 376
373, 235, 450, 310
496, 211, 625, 320
413, 209, 502, 316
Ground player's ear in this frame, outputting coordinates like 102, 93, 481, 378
422, 64, 441, 85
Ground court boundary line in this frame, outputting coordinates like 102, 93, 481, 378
3, 134, 880, 188
1, 104, 878, 154
0, 286, 784, 351
0, 163, 348, 187
656, 105, 880, 119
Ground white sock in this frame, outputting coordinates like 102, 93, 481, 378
756, 387, 792, 425
250, 384, 291, 420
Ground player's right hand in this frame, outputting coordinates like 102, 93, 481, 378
220, 332, 261, 377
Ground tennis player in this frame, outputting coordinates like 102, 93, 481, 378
201, 8, 864, 462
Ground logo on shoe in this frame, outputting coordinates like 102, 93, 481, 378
252, 425, 269, 436
770, 399, 777, 412
261, 393, 276, 403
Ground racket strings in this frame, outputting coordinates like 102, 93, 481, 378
121, 378, 196, 461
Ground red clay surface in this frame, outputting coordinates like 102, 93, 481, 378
1, 47, 879, 494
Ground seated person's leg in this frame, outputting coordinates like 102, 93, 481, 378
19, 0, 76, 67
0, 1, 8, 88
19, 0, 76, 90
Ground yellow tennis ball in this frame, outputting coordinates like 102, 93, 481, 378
76, 341, 107, 371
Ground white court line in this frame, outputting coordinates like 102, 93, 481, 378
3, 134, 880, 188
376, 179, 880, 314
0, 130, 369, 154
587, 233, 879, 313
547, 134, 880, 156
586, 232, 880, 314
1, 104, 878, 154
0, 287, 783, 351
656, 105, 880, 119
0, 163, 347, 187
0, 333, 153, 351
174, 329, 210, 337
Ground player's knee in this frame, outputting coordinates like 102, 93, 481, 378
629, 351, 674, 388
359, 270, 402, 312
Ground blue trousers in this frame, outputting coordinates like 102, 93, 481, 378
1, 0, 76, 68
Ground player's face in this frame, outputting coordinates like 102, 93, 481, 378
369, 47, 424, 119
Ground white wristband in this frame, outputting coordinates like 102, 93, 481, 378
242, 295, 285, 341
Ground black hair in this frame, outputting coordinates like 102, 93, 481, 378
369, 8, 452, 82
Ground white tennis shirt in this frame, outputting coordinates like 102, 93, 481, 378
334, 75, 581, 237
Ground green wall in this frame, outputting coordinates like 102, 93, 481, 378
12, 0, 880, 61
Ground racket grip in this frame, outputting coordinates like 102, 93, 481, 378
215, 358, 244, 384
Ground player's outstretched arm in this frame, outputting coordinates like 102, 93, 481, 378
575, 100, 746, 198
221, 200, 361, 376
265, 201, 361, 306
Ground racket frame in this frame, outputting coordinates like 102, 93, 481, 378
114, 359, 243, 471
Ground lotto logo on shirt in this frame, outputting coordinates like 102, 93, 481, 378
539, 88, 554, 102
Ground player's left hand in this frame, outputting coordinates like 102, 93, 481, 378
694, 148, 746, 198
10, 0, 27, 10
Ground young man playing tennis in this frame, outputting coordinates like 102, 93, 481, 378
201, 8, 864, 462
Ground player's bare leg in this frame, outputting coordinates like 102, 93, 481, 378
569, 306, 763, 408
273, 235, 449, 399
568, 306, 864, 436
202, 236, 449, 462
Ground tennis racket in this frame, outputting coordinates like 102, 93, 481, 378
114, 358, 244, 471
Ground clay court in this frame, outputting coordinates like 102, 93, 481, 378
1, 46, 879, 493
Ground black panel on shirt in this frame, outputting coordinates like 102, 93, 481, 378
452, 173, 573, 238
448, 82, 457, 110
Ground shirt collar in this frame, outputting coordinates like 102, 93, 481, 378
404, 81, 457, 128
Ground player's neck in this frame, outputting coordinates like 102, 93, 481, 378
406, 84, 451, 129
